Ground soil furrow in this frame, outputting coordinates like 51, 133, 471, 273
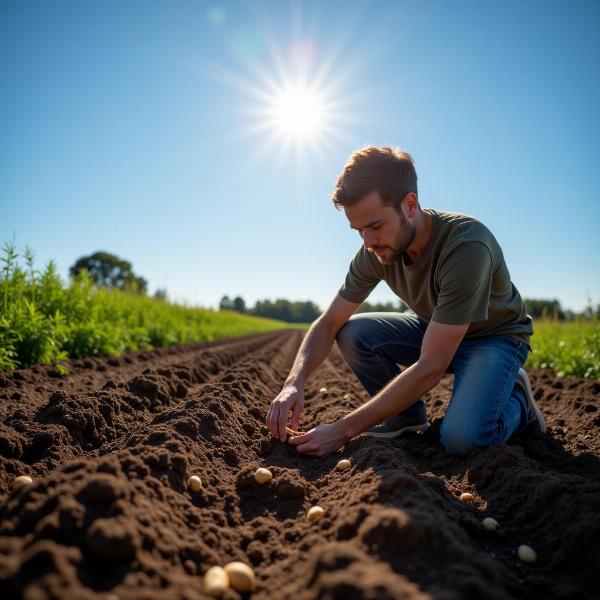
0, 331, 598, 599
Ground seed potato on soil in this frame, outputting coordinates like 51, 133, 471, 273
187, 475, 203, 492
336, 459, 351, 472
0, 329, 598, 599
203, 565, 229, 597
224, 561, 256, 592
482, 517, 499, 531
12, 475, 33, 490
518, 544, 537, 563
254, 467, 272, 484
306, 506, 325, 522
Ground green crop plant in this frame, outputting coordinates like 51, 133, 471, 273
526, 318, 600, 379
0, 242, 290, 372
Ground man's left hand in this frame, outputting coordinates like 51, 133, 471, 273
287, 422, 349, 457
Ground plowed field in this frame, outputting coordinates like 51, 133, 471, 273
1, 329, 599, 599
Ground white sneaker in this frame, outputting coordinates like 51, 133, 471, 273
515, 368, 547, 433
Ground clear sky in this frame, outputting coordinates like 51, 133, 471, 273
1, 0, 599, 312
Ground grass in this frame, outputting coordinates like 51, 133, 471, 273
0, 241, 292, 372
526, 318, 600, 379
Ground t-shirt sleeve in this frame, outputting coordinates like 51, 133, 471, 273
432, 241, 493, 325
338, 247, 381, 304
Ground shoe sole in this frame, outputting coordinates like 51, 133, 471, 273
517, 368, 547, 433
362, 422, 430, 440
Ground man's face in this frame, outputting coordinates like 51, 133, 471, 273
344, 190, 416, 265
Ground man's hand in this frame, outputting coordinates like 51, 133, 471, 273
266, 383, 305, 442
286, 422, 348, 457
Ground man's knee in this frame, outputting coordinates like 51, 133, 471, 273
439, 420, 479, 456
335, 317, 367, 354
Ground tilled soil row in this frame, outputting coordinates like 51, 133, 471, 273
0, 331, 287, 421
0, 330, 289, 493
0, 330, 599, 599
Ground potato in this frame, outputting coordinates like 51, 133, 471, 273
306, 505, 325, 522
319, 387, 327, 393
254, 468, 272, 484
203, 565, 229, 597
187, 475, 203, 492
517, 544, 537, 563
224, 561, 255, 592
336, 459, 351, 472
459, 492, 474, 502
13, 475, 33, 490
481, 517, 499, 531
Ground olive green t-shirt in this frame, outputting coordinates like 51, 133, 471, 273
338, 208, 533, 346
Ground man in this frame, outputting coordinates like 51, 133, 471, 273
265, 146, 546, 457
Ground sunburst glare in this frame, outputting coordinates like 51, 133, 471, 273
197, 17, 362, 168
268, 82, 326, 141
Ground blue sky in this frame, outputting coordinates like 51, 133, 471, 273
1, 0, 598, 312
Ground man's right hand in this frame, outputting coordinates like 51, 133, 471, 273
266, 383, 305, 442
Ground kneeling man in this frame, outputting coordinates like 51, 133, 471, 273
266, 146, 546, 457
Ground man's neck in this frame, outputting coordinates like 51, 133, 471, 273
405, 210, 433, 264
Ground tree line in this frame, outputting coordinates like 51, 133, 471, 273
219, 296, 321, 323
221, 294, 599, 323
220, 296, 410, 322
68, 251, 598, 323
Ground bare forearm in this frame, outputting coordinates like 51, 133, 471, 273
285, 317, 336, 387
337, 361, 441, 439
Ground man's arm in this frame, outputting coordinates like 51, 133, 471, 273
288, 320, 469, 455
266, 295, 360, 441
286, 294, 361, 385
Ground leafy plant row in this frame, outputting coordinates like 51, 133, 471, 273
0, 242, 288, 372
525, 319, 600, 379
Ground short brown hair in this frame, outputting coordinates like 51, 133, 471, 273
332, 146, 418, 211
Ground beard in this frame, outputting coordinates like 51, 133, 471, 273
369, 213, 416, 265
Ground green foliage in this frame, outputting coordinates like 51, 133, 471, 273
524, 298, 566, 320
526, 318, 600, 379
0, 243, 289, 372
524, 297, 600, 321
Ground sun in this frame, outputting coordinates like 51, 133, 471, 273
267, 82, 326, 141
198, 25, 358, 163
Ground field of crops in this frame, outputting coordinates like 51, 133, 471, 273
2, 243, 599, 381
526, 319, 600, 379
0, 244, 291, 372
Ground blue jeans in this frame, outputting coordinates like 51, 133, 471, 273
335, 311, 531, 456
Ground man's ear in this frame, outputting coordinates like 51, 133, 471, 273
401, 192, 419, 218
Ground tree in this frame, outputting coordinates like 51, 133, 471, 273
219, 295, 233, 311
153, 288, 168, 301
523, 298, 565, 320
232, 296, 246, 313
249, 298, 321, 323
70, 251, 147, 294
356, 299, 409, 313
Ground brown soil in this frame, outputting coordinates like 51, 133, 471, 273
0, 329, 598, 599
